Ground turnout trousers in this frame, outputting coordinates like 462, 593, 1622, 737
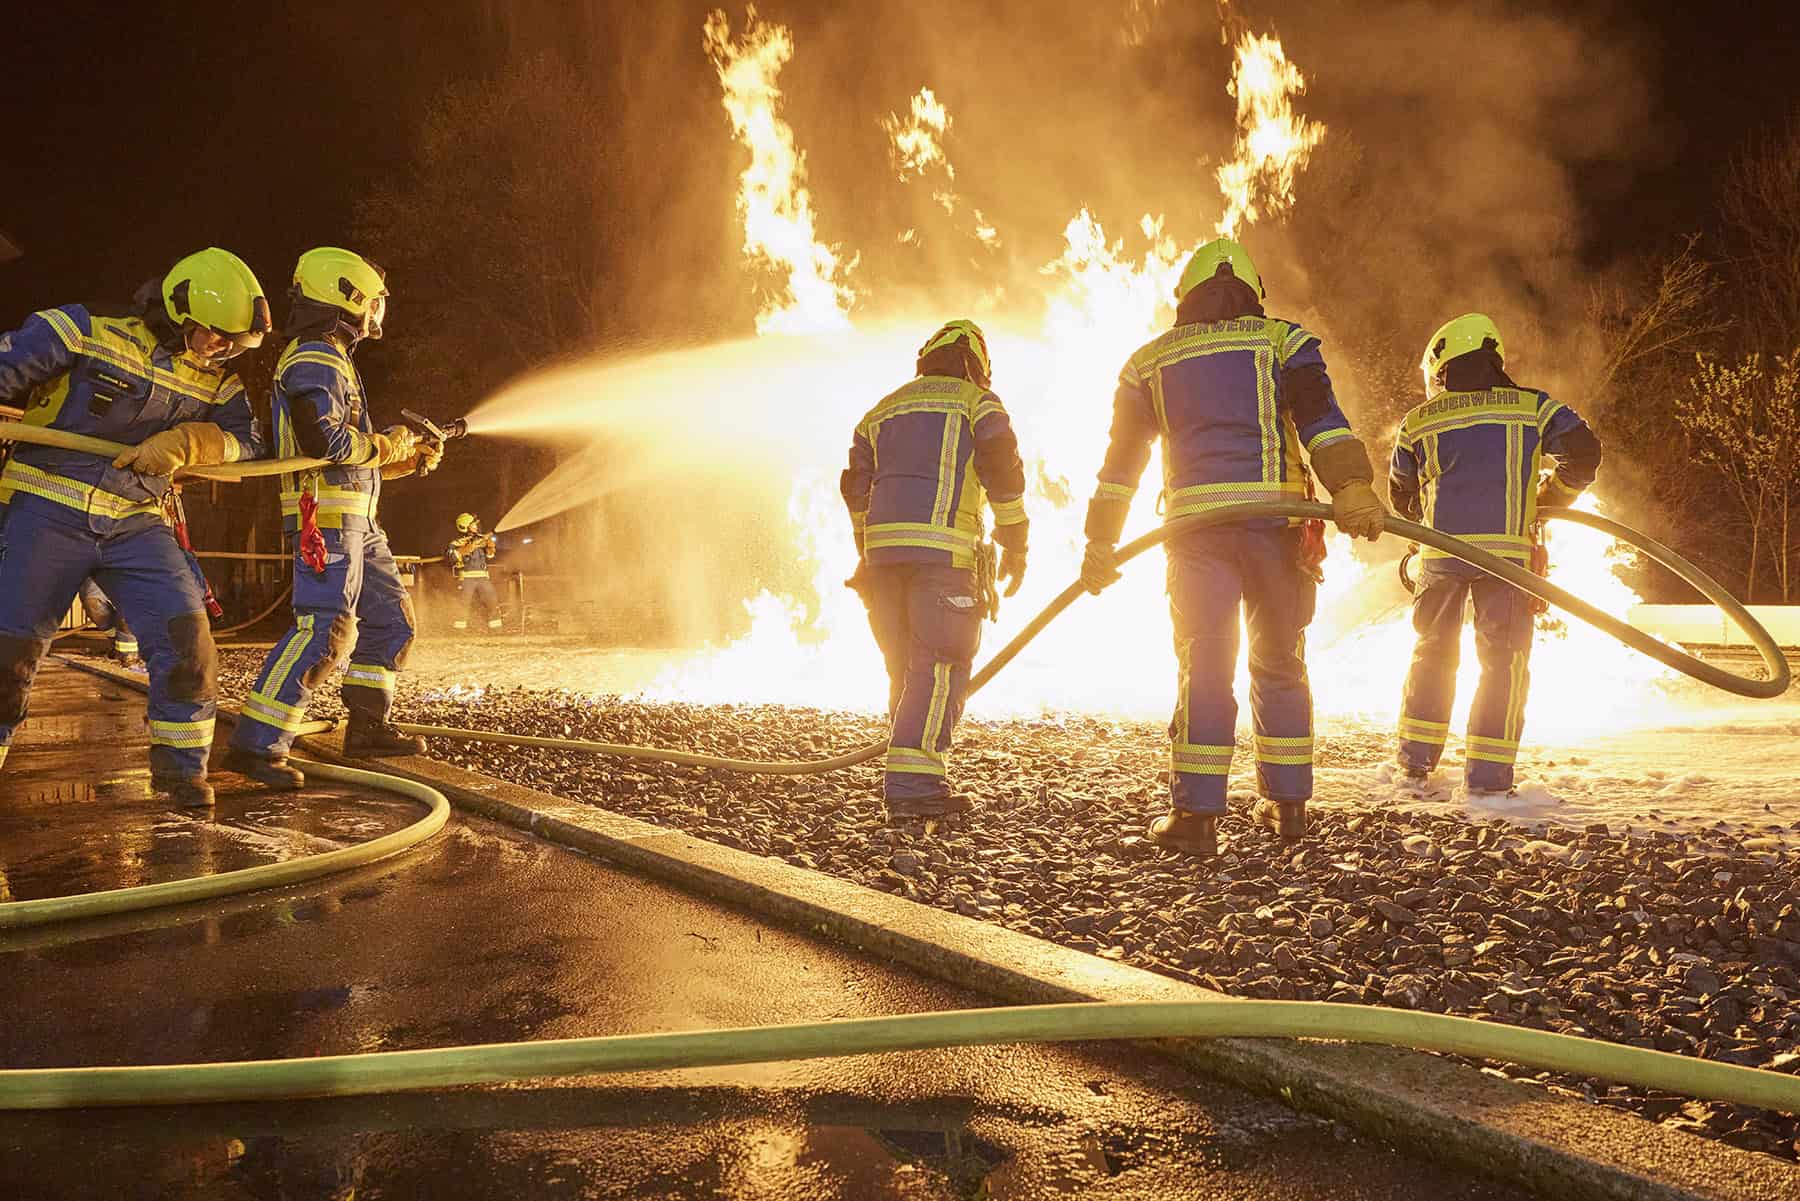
79, 578, 136, 656
231, 526, 416, 759
455, 578, 501, 631
863, 563, 983, 803
1168, 525, 1317, 815
1398, 559, 1534, 791
0, 498, 216, 780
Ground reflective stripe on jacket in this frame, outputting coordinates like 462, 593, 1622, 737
449, 532, 496, 577
1388, 387, 1598, 564
840, 374, 1027, 569
272, 337, 381, 531
1089, 315, 1352, 532
0, 304, 260, 530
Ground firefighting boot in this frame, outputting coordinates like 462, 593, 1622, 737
1251, 798, 1307, 843
343, 714, 427, 758
221, 748, 306, 791
1147, 811, 1219, 857
152, 774, 215, 808
885, 793, 974, 824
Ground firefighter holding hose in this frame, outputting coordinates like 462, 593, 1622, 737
841, 320, 1029, 823
1390, 314, 1602, 794
447, 513, 502, 633
1079, 238, 1387, 857
0, 249, 271, 806
225, 248, 440, 790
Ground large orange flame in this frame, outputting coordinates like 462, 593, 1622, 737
703, 7, 856, 334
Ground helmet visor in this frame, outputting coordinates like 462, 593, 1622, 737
209, 294, 273, 354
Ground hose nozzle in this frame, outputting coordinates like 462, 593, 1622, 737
401, 409, 470, 443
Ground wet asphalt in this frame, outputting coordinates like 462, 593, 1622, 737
0, 660, 1536, 1199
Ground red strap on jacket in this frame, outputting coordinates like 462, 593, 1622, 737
298, 491, 328, 575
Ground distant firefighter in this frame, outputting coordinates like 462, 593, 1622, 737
0, 248, 271, 806
1390, 314, 1601, 795
448, 512, 502, 633
78, 578, 138, 664
1079, 238, 1387, 857
226, 248, 441, 790
840, 320, 1028, 823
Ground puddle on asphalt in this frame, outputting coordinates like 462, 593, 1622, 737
0, 1111, 1177, 1199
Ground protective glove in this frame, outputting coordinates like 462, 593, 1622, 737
1535, 476, 1581, 512
998, 545, 1027, 597
365, 425, 419, 469
379, 436, 443, 480
1330, 479, 1387, 541
1080, 540, 1122, 594
844, 559, 870, 595
111, 422, 229, 476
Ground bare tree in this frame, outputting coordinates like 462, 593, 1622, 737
1587, 234, 1726, 397
353, 54, 618, 405
1675, 349, 1800, 600
1721, 115, 1800, 353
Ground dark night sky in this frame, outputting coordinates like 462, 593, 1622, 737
7, 2, 1792, 313
2, 1, 1795, 316
0, 1, 1795, 541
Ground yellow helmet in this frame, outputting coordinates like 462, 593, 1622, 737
1421, 313, 1504, 398
162, 248, 271, 352
456, 513, 479, 533
293, 247, 389, 339
917, 319, 991, 386
1176, 237, 1263, 301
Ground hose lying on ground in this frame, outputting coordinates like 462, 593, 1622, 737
0, 758, 448, 931
0, 419, 325, 480
211, 581, 295, 637
4, 998, 1798, 1113
395, 501, 1792, 772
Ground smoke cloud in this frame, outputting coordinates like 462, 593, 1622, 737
470, 0, 1661, 646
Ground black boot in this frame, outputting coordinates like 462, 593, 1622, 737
1147, 810, 1219, 856
153, 774, 215, 808
1251, 798, 1307, 842
222, 748, 306, 791
343, 714, 426, 757
885, 793, 973, 824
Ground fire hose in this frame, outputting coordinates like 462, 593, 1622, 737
0, 419, 326, 479
2, 432, 1797, 1119
392, 501, 1791, 770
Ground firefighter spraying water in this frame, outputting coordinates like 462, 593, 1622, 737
226, 248, 445, 790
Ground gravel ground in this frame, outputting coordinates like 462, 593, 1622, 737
216, 649, 1800, 1161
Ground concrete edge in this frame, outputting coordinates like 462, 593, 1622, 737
50, 655, 1800, 1201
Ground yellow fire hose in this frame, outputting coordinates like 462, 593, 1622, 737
0, 418, 325, 479
2, 431, 1795, 1119
0, 758, 448, 931
7, 999, 1799, 1113
393, 501, 1791, 770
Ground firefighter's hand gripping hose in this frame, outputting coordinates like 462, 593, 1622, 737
0, 419, 326, 480
392, 501, 1791, 770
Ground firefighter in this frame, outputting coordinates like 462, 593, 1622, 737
840, 320, 1028, 822
0, 248, 271, 806
447, 512, 502, 632
1079, 238, 1386, 857
224, 248, 439, 790
78, 578, 138, 664
1390, 314, 1601, 794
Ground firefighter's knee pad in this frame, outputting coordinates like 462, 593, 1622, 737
302, 613, 358, 690
0, 634, 49, 725
165, 613, 218, 702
